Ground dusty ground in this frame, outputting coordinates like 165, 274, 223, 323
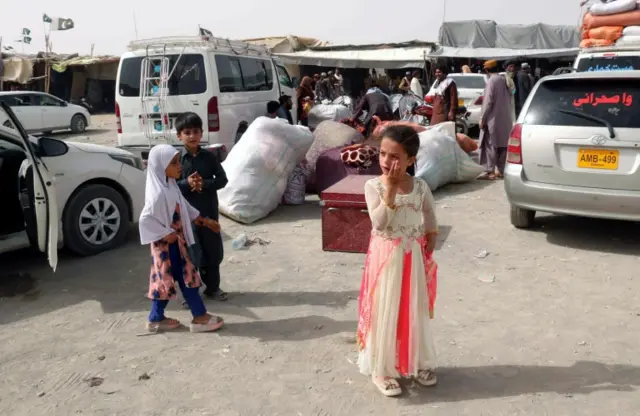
1, 117, 640, 415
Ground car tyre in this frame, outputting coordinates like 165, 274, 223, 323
63, 184, 130, 256
70, 114, 87, 134
510, 205, 535, 229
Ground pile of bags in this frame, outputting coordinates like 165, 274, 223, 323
307, 103, 351, 129
218, 117, 314, 224
581, 0, 640, 47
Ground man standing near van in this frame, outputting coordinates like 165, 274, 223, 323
277, 95, 294, 125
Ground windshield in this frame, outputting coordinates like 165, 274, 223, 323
576, 56, 640, 72
448, 75, 486, 89
523, 78, 640, 128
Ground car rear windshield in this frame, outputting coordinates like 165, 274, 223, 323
575, 56, 640, 72
523, 78, 640, 128
449, 75, 486, 89
118, 54, 206, 97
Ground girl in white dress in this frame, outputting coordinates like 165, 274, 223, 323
357, 125, 439, 397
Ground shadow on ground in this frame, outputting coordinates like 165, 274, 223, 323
401, 361, 640, 404
527, 215, 640, 256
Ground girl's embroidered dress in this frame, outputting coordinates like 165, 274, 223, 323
357, 176, 438, 378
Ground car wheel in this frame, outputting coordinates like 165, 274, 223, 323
63, 184, 130, 256
510, 205, 536, 229
70, 114, 87, 134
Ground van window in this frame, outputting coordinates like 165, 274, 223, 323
215, 55, 274, 92
576, 56, 640, 72
276, 64, 293, 88
118, 54, 207, 97
523, 78, 640, 128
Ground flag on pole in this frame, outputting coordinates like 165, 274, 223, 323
22, 28, 31, 36
22, 36, 32, 44
199, 27, 213, 37
50, 17, 75, 31
43, 14, 53, 23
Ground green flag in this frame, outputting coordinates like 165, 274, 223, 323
43, 13, 52, 23
22, 28, 31, 36
50, 17, 74, 31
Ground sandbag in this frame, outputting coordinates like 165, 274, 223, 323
283, 166, 306, 205
218, 117, 313, 224
415, 122, 484, 191
616, 34, 640, 45
589, 0, 636, 16
580, 38, 614, 48
583, 10, 640, 30
307, 104, 351, 129
306, 121, 364, 192
622, 25, 640, 36
583, 26, 624, 41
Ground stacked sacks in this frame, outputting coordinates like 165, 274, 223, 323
582, 0, 640, 46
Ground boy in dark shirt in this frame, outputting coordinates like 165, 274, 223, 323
175, 112, 229, 301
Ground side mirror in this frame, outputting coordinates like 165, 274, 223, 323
61, 101, 68, 107
38, 137, 69, 157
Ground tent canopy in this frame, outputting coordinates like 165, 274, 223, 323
274, 40, 436, 69
430, 46, 579, 60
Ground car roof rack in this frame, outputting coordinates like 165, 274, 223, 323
552, 67, 577, 75
127, 36, 272, 57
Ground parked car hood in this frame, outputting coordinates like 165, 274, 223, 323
66, 141, 135, 157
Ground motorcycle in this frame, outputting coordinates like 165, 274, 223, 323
398, 92, 470, 136
71, 97, 94, 114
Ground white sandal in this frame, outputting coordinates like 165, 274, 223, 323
189, 314, 224, 333
415, 369, 438, 387
373, 377, 402, 397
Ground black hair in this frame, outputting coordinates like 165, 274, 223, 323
381, 125, 420, 158
412, 70, 421, 78
435, 64, 448, 75
174, 112, 203, 133
267, 100, 280, 114
278, 95, 290, 105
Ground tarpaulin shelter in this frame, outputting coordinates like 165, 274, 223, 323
275, 40, 438, 69
435, 20, 580, 59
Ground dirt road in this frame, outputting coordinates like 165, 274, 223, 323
1, 170, 640, 415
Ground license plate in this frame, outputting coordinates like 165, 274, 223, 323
458, 99, 465, 107
577, 148, 619, 170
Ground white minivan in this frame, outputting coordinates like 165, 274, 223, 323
115, 36, 297, 158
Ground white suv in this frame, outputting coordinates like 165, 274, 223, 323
0, 102, 145, 268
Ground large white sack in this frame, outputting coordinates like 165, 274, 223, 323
218, 117, 314, 224
622, 26, 640, 36
590, 0, 636, 15
616, 35, 640, 46
307, 120, 364, 171
307, 104, 351, 129
415, 122, 484, 191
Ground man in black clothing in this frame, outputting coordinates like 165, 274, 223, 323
175, 112, 229, 301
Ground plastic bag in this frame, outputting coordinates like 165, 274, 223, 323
307, 104, 351, 129
589, 0, 636, 16
623, 25, 640, 36
283, 165, 306, 205
616, 35, 640, 45
583, 10, 640, 30
415, 122, 484, 191
218, 117, 314, 224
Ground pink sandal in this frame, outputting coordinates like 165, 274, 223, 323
189, 314, 224, 333
146, 317, 182, 332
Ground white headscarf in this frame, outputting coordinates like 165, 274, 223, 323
138, 144, 199, 246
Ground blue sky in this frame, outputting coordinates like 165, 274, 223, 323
1, 0, 583, 55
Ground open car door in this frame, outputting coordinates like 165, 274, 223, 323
0, 102, 58, 270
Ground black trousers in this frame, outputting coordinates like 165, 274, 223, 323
190, 225, 224, 293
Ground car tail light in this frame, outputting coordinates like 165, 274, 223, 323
115, 102, 122, 134
207, 97, 220, 132
474, 96, 483, 106
507, 123, 523, 165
